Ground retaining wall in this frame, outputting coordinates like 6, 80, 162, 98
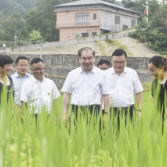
9, 54, 153, 89
0, 29, 135, 54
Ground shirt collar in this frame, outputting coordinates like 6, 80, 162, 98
15, 71, 30, 78
79, 66, 96, 74
32, 76, 45, 83
111, 67, 128, 74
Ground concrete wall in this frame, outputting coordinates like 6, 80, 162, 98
9, 54, 153, 89
100, 10, 137, 31
0, 29, 135, 54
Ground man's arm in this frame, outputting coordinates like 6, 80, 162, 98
136, 92, 143, 110
62, 92, 71, 120
103, 94, 110, 122
103, 94, 110, 113
21, 101, 27, 115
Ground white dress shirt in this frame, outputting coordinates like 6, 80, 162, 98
105, 67, 143, 107
61, 66, 110, 106
11, 72, 32, 106
20, 76, 60, 113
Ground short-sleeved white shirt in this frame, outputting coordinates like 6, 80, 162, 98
61, 66, 110, 106
105, 67, 144, 107
20, 76, 60, 113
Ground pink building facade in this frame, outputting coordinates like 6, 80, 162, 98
55, 0, 140, 41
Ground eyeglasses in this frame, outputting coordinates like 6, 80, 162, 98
81, 57, 93, 61
113, 61, 126, 65
18, 65, 28, 68
31, 68, 45, 72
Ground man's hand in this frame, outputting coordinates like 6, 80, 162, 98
62, 92, 71, 121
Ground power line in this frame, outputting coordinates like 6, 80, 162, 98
0, 25, 31, 45
0, 27, 15, 40
0, 25, 15, 38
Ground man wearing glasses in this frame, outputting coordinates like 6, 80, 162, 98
11, 56, 32, 106
105, 49, 143, 125
62, 47, 110, 122
20, 58, 60, 117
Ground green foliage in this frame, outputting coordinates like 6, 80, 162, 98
122, 0, 146, 14
29, 30, 45, 43
127, 0, 167, 52
1, 88, 167, 166
105, 39, 114, 44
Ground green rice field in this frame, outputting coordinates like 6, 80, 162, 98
0, 91, 167, 167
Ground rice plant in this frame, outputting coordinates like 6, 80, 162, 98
0, 89, 167, 167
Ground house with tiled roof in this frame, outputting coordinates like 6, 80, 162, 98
54, 0, 140, 41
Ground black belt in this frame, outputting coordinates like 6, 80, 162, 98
112, 105, 134, 112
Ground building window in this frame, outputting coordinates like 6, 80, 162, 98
123, 25, 128, 30
76, 34, 80, 38
75, 13, 90, 26
115, 16, 120, 24
82, 33, 89, 37
92, 32, 97, 36
93, 13, 97, 20
131, 19, 136, 27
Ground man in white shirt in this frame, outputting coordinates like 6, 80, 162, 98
20, 58, 60, 116
11, 56, 32, 106
105, 49, 143, 123
62, 47, 110, 121
97, 59, 111, 113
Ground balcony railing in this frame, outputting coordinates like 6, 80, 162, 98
56, 20, 101, 28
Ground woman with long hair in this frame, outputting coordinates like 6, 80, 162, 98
148, 56, 167, 130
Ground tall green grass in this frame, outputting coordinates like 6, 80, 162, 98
0, 90, 167, 167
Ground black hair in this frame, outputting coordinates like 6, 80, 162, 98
30, 58, 43, 66
15, 56, 29, 64
0, 54, 13, 68
78, 47, 95, 57
97, 59, 111, 67
149, 56, 166, 71
112, 49, 127, 58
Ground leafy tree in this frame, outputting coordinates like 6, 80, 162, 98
29, 29, 45, 43
25, 0, 78, 42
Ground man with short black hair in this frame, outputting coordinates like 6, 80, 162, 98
20, 58, 60, 115
105, 49, 143, 123
11, 56, 32, 106
62, 47, 110, 121
97, 59, 110, 70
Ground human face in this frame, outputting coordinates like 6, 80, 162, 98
148, 63, 164, 79
79, 50, 95, 73
112, 55, 127, 75
30, 62, 45, 81
98, 63, 109, 71
15, 59, 29, 77
0, 64, 12, 76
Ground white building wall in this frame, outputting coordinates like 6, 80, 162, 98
100, 10, 138, 32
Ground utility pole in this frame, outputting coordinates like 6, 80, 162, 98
15, 35, 17, 47
40, 42, 43, 59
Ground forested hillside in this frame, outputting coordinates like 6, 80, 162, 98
0, 0, 35, 17
0, 0, 167, 54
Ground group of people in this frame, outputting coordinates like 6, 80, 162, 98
0, 47, 166, 126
